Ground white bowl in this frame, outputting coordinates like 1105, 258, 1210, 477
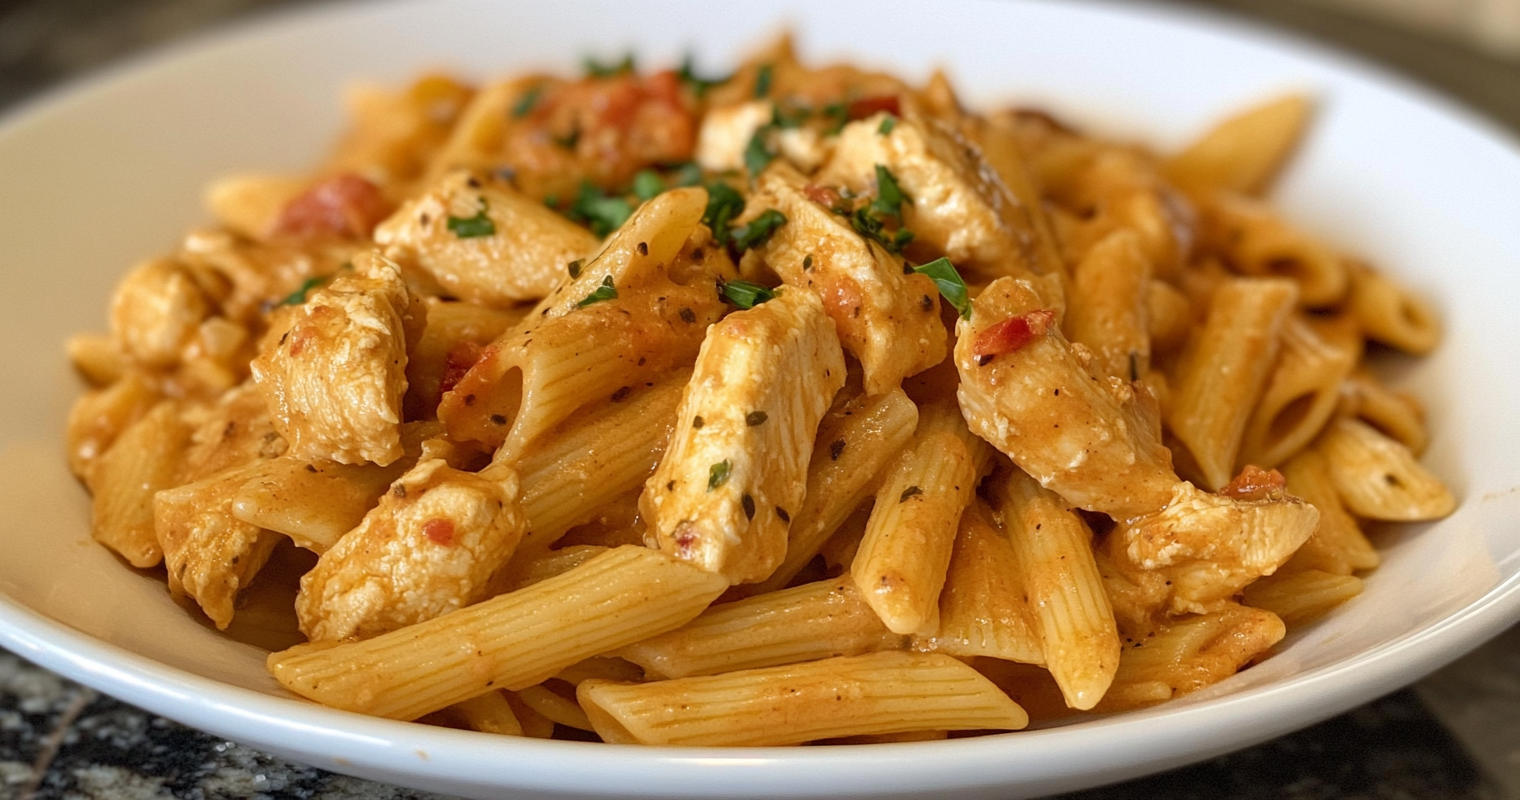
3, 1, 1519, 797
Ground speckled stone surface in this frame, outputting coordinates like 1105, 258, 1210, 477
2, 1, 1519, 798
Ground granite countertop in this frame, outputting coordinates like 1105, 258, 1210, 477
3, 1, 1519, 798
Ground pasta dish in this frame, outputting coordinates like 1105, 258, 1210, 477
64, 36, 1453, 745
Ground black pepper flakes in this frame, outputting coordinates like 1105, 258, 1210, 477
637, 241, 649, 256
691, 248, 705, 261
304, 463, 318, 473
902, 261, 914, 275
746, 410, 768, 426
803, 254, 814, 270
830, 439, 846, 460
742, 493, 756, 520
611, 386, 632, 402
489, 414, 507, 425
900, 485, 923, 502
392, 485, 408, 499
920, 294, 934, 312
679, 307, 697, 324
693, 415, 705, 429
976, 354, 995, 366
775, 506, 791, 523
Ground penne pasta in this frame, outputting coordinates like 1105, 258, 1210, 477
578, 651, 1028, 746
1238, 315, 1359, 470
1317, 417, 1455, 521
1164, 94, 1312, 196
89, 401, 190, 568
1242, 569, 1363, 627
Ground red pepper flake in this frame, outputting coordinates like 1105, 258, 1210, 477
271, 173, 392, 239
1220, 465, 1286, 502
422, 518, 456, 546
439, 341, 484, 395
972, 309, 1058, 360
674, 524, 700, 557
846, 95, 901, 121
803, 183, 844, 209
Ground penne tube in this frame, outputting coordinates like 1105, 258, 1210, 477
515, 684, 594, 731
620, 577, 906, 679
1200, 192, 1347, 307
67, 370, 160, 481
1279, 448, 1378, 575
578, 651, 1028, 746
1145, 279, 1194, 355
510, 373, 686, 552
1338, 372, 1428, 456
1166, 276, 1297, 489
1242, 569, 1363, 627
1064, 229, 1153, 381
913, 502, 1044, 665
852, 401, 983, 635
268, 546, 727, 720
66, 333, 128, 387
1163, 95, 1312, 196
642, 291, 846, 584
745, 387, 918, 596
1095, 604, 1285, 713
448, 690, 524, 736
955, 277, 1177, 519
403, 298, 526, 421
505, 691, 557, 739
1238, 315, 1358, 470
995, 469, 1119, 710
89, 401, 190, 568
1346, 262, 1440, 355
1317, 417, 1455, 521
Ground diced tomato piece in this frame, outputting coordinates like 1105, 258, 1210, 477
439, 341, 486, 396
846, 95, 901, 121
271, 174, 392, 239
422, 518, 456, 546
972, 309, 1058, 359
1219, 465, 1286, 501
804, 184, 845, 209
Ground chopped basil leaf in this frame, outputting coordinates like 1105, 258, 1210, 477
668, 162, 704, 187
584, 53, 635, 78
511, 85, 543, 119
678, 54, 729, 97
280, 275, 330, 306
732, 209, 787, 251
878, 115, 897, 135
744, 128, 776, 176
446, 201, 496, 238
871, 164, 909, 219
753, 64, 773, 98
632, 169, 665, 202
703, 182, 746, 245
568, 183, 634, 237
720, 278, 777, 309
576, 275, 618, 308
708, 459, 732, 491
913, 257, 971, 320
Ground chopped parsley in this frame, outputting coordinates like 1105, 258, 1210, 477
878, 115, 897, 135
744, 128, 776, 177
446, 200, 496, 238
872, 165, 909, 218
702, 182, 746, 245
753, 63, 773, 98
280, 275, 330, 306
511, 85, 543, 119
913, 257, 971, 319
632, 169, 665, 202
584, 53, 635, 78
708, 459, 732, 491
576, 275, 618, 308
678, 54, 729, 97
667, 161, 704, 187
568, 182, 634, 237
719, 278, 777, 309
731, 209, 787, 251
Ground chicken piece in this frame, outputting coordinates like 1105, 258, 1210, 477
955, 277, 1177, 519
641, 290, 846, 585
251, 253, 425, 466
695, 100, 833, 175
155, 462, 282, 630
374, 170, 599, 308
110, 257, 216, 369
814, 112, 1038, 280
749, 164, 946, 396
1103, 481, 1319, 617
180, 382, 288, 482
177, 228, 362, 326
295, 459, 526, 641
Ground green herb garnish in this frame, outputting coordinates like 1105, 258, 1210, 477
584, 53, 635, 78
719, 278, 777, 309
913, 257, 971, 319
753, 64, 773, 98
632, 169, 665, 202
744, 128, 776, 177
512, 85, 543, 119
731, 209, 786, 251
568, 182, 634, 237
702, 182, 746, 245
878, 115, 897, 135
668, 162, 704, 187
280, 275, 330, 306
446, 200, 496, 238
577, 275, 618, 308
708, 459, 732, 491
871, 165, 909, 218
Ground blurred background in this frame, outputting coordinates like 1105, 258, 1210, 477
1, 1, 1518, 798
